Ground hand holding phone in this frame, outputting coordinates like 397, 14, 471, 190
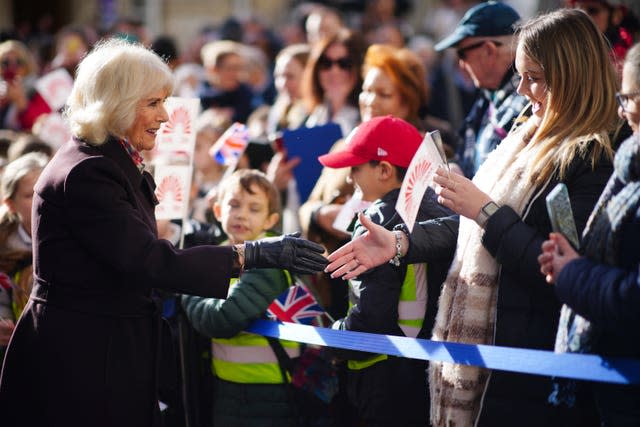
546, 183, 580, 250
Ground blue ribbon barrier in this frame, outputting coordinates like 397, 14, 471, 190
247, 319, 640, 385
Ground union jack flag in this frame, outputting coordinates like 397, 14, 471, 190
209, 122, 250, 166
267, 283, 330, 326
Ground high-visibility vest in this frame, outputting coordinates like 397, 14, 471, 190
347, 263, 427, 370
211, 275, 302, 384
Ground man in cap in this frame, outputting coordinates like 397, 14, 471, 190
435, 1, 528, 178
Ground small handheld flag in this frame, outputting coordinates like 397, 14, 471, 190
267, 282, 332, 326
209, 122, 250, 166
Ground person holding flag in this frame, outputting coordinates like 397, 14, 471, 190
325, 9, 618, 426
317, 115, 453, 426
182, 169, 330, 426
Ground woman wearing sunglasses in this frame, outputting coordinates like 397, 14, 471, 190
302, 28, 365, 138
0, 40, 46, 132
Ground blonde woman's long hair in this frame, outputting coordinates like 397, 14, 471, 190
517, 8, 618, 186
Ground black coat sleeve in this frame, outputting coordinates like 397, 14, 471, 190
404, 215, 459, 265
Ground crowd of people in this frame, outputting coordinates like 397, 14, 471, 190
0, 0, 640, 426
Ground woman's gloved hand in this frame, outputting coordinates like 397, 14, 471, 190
244, 232, 328, 275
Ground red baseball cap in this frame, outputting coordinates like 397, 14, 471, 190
318, 115, 423, 168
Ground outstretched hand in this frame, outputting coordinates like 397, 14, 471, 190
325, 213, 396, 280
538, 232, 580, 284
244, 232, 328, 275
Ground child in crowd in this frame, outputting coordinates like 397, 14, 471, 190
0, 152, 49, 361
181, 169, 303, 426
318, 115, 453, 425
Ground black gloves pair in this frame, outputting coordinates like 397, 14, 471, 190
244, 232, 328, 275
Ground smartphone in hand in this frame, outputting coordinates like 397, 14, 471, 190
546, 183, 580, 250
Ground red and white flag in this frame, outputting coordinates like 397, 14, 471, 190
395, 132, 445, 232
35, 68, 73, 111
154, 165, 192, 220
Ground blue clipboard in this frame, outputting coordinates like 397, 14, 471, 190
282, 122, 343, 203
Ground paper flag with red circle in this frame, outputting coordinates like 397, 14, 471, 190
154, 97, 200, 158
395, 132, 445, 232
154, 165, 193, 220
35, 68, 74, 111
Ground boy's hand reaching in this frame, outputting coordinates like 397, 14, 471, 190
244, 232, 328, 275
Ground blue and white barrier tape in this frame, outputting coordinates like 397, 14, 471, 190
247, 319, 640, 385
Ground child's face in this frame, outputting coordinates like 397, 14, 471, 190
214, 182, 279, 244
348, 162, 383, 202
5, 169, 41, 236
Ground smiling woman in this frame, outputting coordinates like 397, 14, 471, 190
326, 9, 621, 427
125, 91, 170, 152
0, 38, 328, 427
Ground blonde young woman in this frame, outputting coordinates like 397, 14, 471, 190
326, 9, 619, 426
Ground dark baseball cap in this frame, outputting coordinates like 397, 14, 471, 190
434, 1, 521, 52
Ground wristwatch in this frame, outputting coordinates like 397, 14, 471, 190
476, 201, 500, 228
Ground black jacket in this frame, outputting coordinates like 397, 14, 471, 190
406, 143, 612, 427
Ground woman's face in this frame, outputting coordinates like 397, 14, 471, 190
0, 50, 28, 82
359, 66, 409, 122
125, 89, 169, 152
619, 62, 640, 134
515, 44, 548, 119
318, 43, 357, 103
6, 169, 41, 235
274, 55, 305, 101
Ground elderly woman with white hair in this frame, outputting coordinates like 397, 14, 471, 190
0, 38, 326, 426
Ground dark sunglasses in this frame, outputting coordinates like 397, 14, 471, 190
456, 40, 503, 60
318, 55, 353, 71
1, 58, 25, 69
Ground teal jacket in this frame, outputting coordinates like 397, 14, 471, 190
182, 268, 289, 338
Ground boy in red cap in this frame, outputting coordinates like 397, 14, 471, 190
318, 115, 453, 425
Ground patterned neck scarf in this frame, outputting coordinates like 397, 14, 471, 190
118, 138, 146, 173
430, 120, 541, 426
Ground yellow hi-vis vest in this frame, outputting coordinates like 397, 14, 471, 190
211, 274, 301, 384
347, 263, 427, 370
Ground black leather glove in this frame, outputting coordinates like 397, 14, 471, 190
244, 232, 328, 274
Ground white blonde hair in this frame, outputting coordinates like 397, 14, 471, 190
65, 38, 174, 145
